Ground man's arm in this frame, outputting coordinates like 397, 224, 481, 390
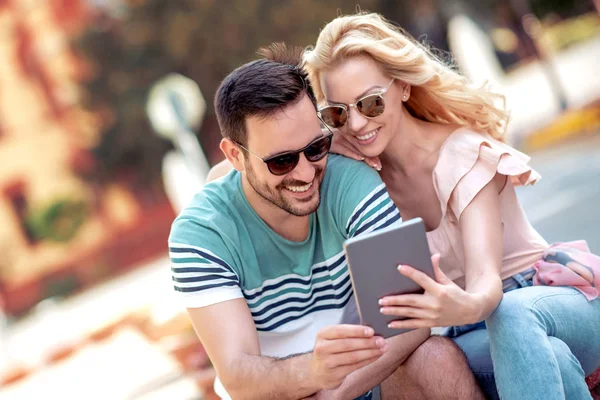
315, 329, 430, 400
187, 299, 387, 400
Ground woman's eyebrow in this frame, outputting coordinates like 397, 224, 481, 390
327, 84, 383, 105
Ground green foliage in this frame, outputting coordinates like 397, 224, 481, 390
25, 199, 88, 243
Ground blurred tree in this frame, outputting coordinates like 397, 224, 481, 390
73, 0, 597, 187
73, 0, 384, 184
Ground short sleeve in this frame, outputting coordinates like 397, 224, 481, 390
433, 129, 541, 221
325, 155, 401, 238
168, 217, 243, 308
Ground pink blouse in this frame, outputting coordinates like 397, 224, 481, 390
426, 128, 548, 285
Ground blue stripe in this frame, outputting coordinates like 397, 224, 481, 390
172, 274, 238, 284
374, 212, 402, 231
171, 266, 230, 274
174, 280, 239, 293
353, 202, 399, 236
346, 186, 387, 234
244, 253, 346, 301
257, 285, 353, 331
169, 247, 234, 273
250, 274, 351, 318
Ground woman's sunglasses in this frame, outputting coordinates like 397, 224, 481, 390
235, 132, 333, 176
318, 79, 395, 129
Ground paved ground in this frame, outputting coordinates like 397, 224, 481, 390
517, 133, 600, 252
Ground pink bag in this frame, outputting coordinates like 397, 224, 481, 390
533, 240, 600, 301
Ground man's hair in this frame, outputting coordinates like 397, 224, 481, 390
214, 43, 317, 146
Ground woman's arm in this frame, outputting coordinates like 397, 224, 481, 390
378, 173, 507, 328
458, 172, 506, 321
206, 158, 234, 182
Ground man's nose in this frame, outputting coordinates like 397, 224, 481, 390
289, 153, 316, 183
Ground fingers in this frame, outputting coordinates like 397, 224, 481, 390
325, 336, 386, 354
318, 324, 374, 340
330, 135, 383, 170
388, 318, 436, 330
328, 347, 387, 368
336, 354, 383, 376
430, 253, 451, 284
312, 325, 386, 390
364, 156, 381, 171
379, 294, 426, 308
379, 306, 438, 320
396, 264, 439, 292
331, 137, 364, 161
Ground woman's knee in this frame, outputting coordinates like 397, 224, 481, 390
485, 286, 553, 330
548, 336, 584, 376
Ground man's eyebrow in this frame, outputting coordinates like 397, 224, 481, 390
264, 132, 324, 159
327, 84, 383, 105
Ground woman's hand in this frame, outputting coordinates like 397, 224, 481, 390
330, 133, 381, 171
379, 254, 485, 328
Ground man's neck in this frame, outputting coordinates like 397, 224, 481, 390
241, 177, 310, 242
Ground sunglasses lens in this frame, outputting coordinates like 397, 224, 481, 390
305, 135, 333, 162
266, 153, 299, 176
320, 107, 347, 128
357, 95, 385, 117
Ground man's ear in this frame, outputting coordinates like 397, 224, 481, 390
220, 138, 245, 172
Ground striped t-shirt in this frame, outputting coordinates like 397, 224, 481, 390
169, 155, 400, 359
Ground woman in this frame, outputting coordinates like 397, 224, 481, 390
303, 12, 600, 400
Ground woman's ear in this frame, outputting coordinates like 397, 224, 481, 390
220, 138, 245, 172
401, 83, 411, 102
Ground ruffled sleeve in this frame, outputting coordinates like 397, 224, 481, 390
433, 128, 540, 221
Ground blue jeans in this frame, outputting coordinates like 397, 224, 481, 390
447, 273, 600, 400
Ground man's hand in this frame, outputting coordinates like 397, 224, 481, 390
309, 324, 387, 390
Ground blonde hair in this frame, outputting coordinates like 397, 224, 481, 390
303, 12, 508, 140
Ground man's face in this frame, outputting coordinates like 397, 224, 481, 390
242, 95, 328, 217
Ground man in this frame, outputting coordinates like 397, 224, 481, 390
168, 44, 484, 399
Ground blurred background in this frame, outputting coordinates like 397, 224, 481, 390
0, 0, 598, 398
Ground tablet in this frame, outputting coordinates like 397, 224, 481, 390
343, 217, 434, 338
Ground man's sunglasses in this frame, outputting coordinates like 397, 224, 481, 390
235, 132, 333, 176
318, 79, 395, 129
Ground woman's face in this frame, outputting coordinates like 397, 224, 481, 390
320, 56, 405, 158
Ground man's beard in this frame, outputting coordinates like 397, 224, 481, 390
245, 162, 324, 217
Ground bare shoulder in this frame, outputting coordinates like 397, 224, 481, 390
207, 159, 235, 182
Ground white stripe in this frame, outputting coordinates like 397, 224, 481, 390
348, 195, 394, 235
244, 261, 348, 308
171, 262, 237, 279
243, 250, 346, 297
247, 265, 350, 314
254, 289, 353, 330
174, 276, 238, 289
179, 286, 243, 308
346, 183, 387, 232
354, 209, 401, 237
251, 280, 352, 324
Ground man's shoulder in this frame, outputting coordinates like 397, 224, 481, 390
169, 172, 240, 245
323, 155, 381, 189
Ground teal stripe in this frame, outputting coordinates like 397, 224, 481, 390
246, 275, 331, 308
349, 198, 392, 237
171, 257, 212, 264
330, 265, 348, 281
246, 268, 349, 309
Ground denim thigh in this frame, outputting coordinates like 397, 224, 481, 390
446, 322, 498, 400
